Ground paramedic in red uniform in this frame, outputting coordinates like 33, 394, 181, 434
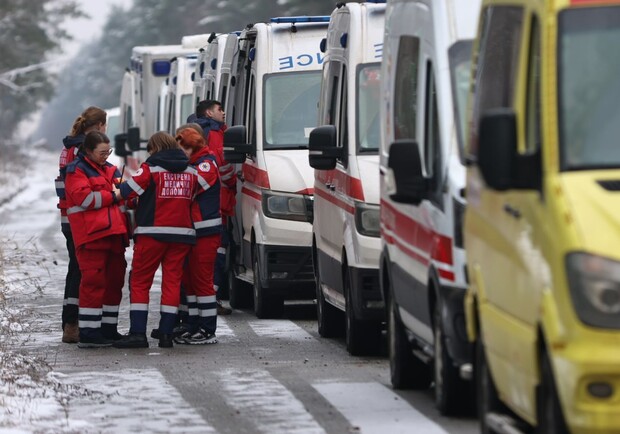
174, 127, 221, 344
112, 132, 211, 349
64, 131, 128, 348
55, 106, 108, 343
187, 100, 236, 315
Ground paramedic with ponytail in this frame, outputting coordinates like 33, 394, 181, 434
55, 106, 108, 344
64, 131, 128, 348
113, 132, 210, 349
174, 126, 221, 344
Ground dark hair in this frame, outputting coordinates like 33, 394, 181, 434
196, 100, 222, 117
81, 131, 110, 154
70, 106, 107, 136
147, 131, 181, 154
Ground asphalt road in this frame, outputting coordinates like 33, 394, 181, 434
0, 151, 478, 434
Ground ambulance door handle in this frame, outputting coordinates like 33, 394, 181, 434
503, 203, 521, 219
325, 182, 335, 191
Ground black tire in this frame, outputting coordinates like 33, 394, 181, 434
253, 245, 283, 319
434, 300, 466, 415
344, 267, 382, 356
477, 339, 504, 434
315, 255, 342, 337
538, 352, 569, 434
388, 288, 432, 389
228, 267, 252, 309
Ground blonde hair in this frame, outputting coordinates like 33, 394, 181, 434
146, 131, 181, 154
69, 106, 107, 136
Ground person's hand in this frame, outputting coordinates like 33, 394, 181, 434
112, 185, 121, 200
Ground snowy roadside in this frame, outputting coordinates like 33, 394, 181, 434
0, 148, 104, 433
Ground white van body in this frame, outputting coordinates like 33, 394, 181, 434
164, 55, 198, 134
378, 0, 480, 414
117, 44, 199, 171
309, 1, 386, 356
224, 17, 330, 318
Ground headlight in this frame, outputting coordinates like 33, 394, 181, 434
355, 203, 380, 237
566, 252, 620, 329
262, 190, 313, 222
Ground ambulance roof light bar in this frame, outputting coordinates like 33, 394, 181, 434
270, 16, 330, 24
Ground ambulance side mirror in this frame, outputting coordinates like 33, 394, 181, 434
388, 139, 428, 205
127, 127, 141, 152
114, 133, 131, 157
308, 125, 342, 170
224, 125, 253, 164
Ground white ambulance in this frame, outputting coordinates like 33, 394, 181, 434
192, 32, 218, 105
115, 44, 198, 171
115, 35, 210, 170
224, 16, 330, 318
379, 0, 480, 414
308, 1, 385, 356
163, 54, 198, 134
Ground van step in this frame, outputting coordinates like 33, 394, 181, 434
486, 412, 528, 434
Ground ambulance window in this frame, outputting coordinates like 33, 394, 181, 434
357, 63, 381, 152
167, 99, 174, 134
156, 97, 161, 130
525, 16, 541, 154
394, 36, 420, 140
338, 64, 348, 162
468, 6, 523, 157
249, 74, 256, 146
125, 106, 132, 130
181, 94, 193, 127
424, 62, 442, 202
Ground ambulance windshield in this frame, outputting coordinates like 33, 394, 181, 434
357, 63, 381, 153
559, 7, 620, 170
263, 71, 322, 149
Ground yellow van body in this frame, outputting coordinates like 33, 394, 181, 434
465, 0, 620, 432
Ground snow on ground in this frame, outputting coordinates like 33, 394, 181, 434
0, 149, 198, 433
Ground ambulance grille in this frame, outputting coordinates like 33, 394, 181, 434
597, 180, 620, 191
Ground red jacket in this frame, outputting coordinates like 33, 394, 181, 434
195, 118, 237, 217
65, 154, 128, 248
189, 147, 221, 237
118, 148, 209, 244
55, 134, 85, 233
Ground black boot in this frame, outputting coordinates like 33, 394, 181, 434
158, 333, 174, 348
112, 332, 149, 349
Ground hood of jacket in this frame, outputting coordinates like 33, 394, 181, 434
62, 134, 85, 149
146, 148, 189, 173
187, 114, 225, 138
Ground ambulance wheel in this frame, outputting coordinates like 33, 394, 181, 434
434, 300, 466, 415
538, 352, 569, 434
477, 339, 504, 434
389, 288, 431, 389
344, 267, 381, 356
253, 245, 283, 319
316, 259, 342, 338
228, 270, 251, 309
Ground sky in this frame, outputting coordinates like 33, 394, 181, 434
61, 0, 132, 60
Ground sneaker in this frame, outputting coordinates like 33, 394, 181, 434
186, 329, 218, 345
77, 335, 113, 348
173, 331, 193, 345
112, 332, 149, 349
217, 300, 232, 316
62, 323, 79, 344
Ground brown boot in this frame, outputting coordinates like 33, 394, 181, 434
216, 300, 232, 316
62, 323, 79, 343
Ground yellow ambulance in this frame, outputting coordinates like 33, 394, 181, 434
464, 0, 620, 433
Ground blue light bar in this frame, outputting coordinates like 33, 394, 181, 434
152, 60, 171, 77
270, 16, 330, 24
367, 0, 387, 3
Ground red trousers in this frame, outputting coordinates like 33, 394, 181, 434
130, 236, 191, 312
182, 234, 219, 298
76, 235, 126, 310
